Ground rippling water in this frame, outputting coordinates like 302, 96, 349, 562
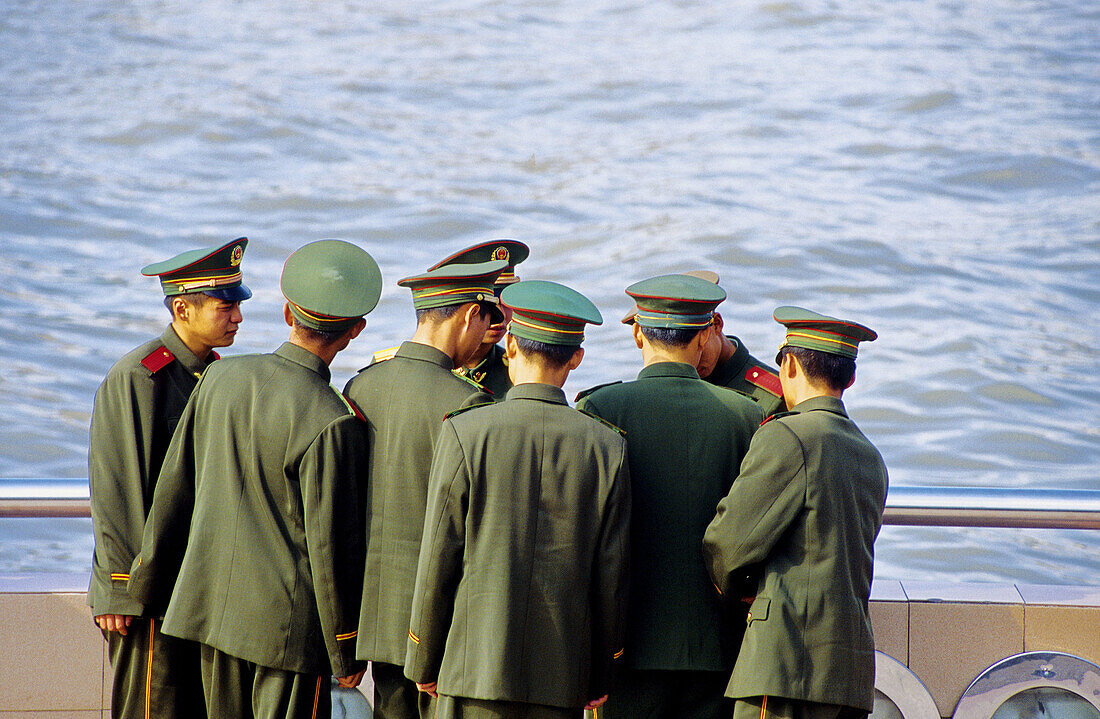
1, 0, 1097, 583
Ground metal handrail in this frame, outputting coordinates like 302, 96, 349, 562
1, 479, 1099, 529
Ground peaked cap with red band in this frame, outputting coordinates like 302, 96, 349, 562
141, 237, 252, 301
774, 306, 877, 359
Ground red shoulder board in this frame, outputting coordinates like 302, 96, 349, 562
744, 366, 782, 397
760, 410, 793, 427
140, 346, 175, 374
211, 351, 221, 360
342, 393, 367, 422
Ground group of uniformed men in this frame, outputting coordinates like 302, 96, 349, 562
89, 236, 888, 719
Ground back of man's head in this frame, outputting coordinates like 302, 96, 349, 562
777, 345, 855, 393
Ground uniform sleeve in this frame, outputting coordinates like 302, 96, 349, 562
300, 414, 369, 678
88, 369, 155, 616
404, 419, 469, 684
703, 421, 807, 597
588, 438, 631, 699
127, 390, 199, 614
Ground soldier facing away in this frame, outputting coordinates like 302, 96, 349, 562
405, 279, 630, 719
620, 269, 784, 418
344, 258, 506, 719
128, 240, 381, 719
89, 237, 250, 719
576, 274, 763, 719
704, 306, 888, 719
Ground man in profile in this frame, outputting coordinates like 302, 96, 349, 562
89, 237, 250, 719
704, 307, 887, 719
366, 240, 529, 398
577, 274, 762, 719
129, 240, 380, 718
406, 279, 630, 718
344, 258, 506, 719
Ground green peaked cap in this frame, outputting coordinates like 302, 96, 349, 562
626, 274, 726, 329
620, 269, 720, 324
501, 280, 603, 346
428, 240, 530, 287
141, 237, 252, 301
398, 259, 508, 323
281, 240, 382, 331
773, 306, 877, 358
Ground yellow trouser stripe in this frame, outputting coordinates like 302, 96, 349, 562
145, 619, 155, 719
311, 675, 322, 719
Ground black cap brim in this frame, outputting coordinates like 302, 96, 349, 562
204, 284, 252, 302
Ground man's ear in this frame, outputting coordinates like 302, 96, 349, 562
631, 321, 645, 349
283, 303, 295, 328
843, 369, 855, 391
504, 333, 520, 360
694, 323, 715, 352
347, 317, 367, 340
782, 351, 800, 378
171, 296, 188, 322
713, 312, 725, 333
462, 302, 482, 330
567, 347, 585, 371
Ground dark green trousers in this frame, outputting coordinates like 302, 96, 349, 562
732, 696, 867, 719
434, 695, 576, 719
373, 661, 432, 719
105, 617, 205, 719
199, 644, 330, 719
597, 669, 732, 719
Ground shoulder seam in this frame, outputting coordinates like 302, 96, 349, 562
577, 408, 626, 437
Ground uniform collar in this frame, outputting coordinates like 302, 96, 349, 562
707, 335, 749, 386
161, 325, 215, 377
275, 341, 331, 382
788, 395, 848, 417
637, 361, 700, 381
457, 343, 504, 381
396, 341, 455, 370
505, 383, 568, 405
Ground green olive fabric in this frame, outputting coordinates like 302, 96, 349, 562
455, 343, 511, 399
575, 362, 762, 673
102, 614, 205, 718
704, 335, 785, 419
703, 396, 888, 713
405, 383, 630, 710
342, 341, 492, 665
129, 342, 367, 678
89, 326, 214, 617
88, 325, 212, 719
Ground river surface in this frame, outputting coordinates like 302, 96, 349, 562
1, 0, 1097, 583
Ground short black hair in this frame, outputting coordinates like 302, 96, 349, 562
639, 325, 705, 348
293, 319, 349, 345
163, 292, 211, 317
513, 336, 579, 369
776, 346, 855, 392
415, 301, 494, 325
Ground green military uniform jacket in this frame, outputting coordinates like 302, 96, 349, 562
702, 396, 888, 712
455, 343, 511, 399
576, 362, 762, 672
705, 335, 785, 419
343, 341, 491, 665
405, 384, 631, 708
88, 326, 215, 616
128, 342, 367, 677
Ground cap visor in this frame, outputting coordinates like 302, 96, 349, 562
204, 284, 252, 302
